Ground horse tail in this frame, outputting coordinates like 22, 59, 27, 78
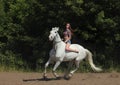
85, 49, 102, 72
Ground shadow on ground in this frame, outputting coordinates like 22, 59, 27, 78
23, 77, 64, 82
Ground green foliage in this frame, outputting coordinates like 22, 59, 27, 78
0, 0, 120, 72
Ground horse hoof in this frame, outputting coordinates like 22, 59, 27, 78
56, 76, 62, 80
64, 73, 73, 80
43, 75, 47, 80
64, 76, 71, 80
68, 73, 73, 78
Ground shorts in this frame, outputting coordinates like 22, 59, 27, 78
66, 40, 71, 44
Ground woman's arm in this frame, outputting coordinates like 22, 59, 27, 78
68, 30, 72, 40
64, 31, 71, 43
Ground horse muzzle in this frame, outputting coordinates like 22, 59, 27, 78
49, 36, 53, 41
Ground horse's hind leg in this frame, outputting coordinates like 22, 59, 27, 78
64, 61, 74, 78
68, 60, 80, 78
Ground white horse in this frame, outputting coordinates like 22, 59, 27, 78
43, 27, 102, 79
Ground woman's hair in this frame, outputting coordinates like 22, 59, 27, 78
66, 23, 74, 35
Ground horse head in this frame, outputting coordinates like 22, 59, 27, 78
49, 27, 59, 41
52, 27, 59, 32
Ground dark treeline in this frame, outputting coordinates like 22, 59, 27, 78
0, 0, 120, 71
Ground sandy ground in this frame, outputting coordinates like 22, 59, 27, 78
0, 72, 120, 85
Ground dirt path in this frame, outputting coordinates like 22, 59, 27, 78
0, 72, 119, 85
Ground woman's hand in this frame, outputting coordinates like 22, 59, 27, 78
65, 39, 70, 43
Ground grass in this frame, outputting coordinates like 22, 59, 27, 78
0, 64, 120, 73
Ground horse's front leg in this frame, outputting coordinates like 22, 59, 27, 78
52, 61, 61, 78
43, 59, 51, 79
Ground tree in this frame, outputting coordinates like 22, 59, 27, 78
0, 0, 120, 71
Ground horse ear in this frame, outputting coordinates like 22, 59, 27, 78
56, 27, 59, 31
52, 27, 59, 31
52, 27, 55, 30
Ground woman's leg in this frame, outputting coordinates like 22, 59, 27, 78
65, 43, 79, 53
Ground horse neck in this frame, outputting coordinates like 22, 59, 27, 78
53, 33, 62, 43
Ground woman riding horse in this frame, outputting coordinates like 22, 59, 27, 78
63, 23, 79, 53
